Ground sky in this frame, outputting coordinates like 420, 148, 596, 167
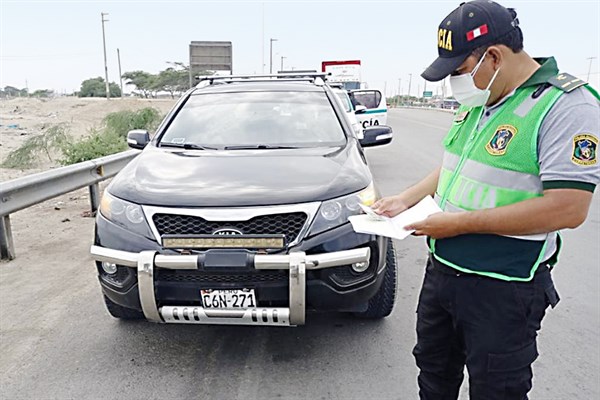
1, 0, 599, 96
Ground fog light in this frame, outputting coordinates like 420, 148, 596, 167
102, 262, 118, 275
352, 261, 369, 273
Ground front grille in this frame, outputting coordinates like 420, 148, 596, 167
156, 269, 288, 284
153, 212, 307, 244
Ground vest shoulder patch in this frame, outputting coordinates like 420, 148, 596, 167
572, 134, 598, 166
547, 73, 586, 93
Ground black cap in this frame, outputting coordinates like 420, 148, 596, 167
422, 0, 519, 82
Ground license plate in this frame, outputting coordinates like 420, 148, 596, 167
201, 289, 256, 309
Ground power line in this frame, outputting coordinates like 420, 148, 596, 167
0, 54, 95, 59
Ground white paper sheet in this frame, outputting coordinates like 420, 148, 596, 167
349, 195, 443, 240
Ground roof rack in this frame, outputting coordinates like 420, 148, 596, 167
195, 72, 331, 85
328, 82, 345, 89
210, 78, 317, 83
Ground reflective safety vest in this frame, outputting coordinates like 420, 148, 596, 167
431, 84, 580, 281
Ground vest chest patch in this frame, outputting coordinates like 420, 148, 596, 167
572, 134, 598, 166
485, 124, 518, 156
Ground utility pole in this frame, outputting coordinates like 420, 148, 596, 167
101, 12, 110, 100
269, 38, 278, 74
586, 56, 597, 82
397, 78, 401, 106
280, 56, 286, 72
408, 73, 412, 101
117, 48, 123, 98
261, 3, 265, 73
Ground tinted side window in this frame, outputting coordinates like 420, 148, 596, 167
353, 91, 382, 109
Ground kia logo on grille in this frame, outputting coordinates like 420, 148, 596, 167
213, 228, 243, 236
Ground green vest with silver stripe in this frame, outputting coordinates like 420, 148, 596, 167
430, 85, 566, 281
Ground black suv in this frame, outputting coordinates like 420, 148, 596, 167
91, 73, 397, 326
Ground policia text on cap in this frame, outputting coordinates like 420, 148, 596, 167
371, 1, 600, 399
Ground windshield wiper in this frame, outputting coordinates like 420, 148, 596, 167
224, 144, 302, 150
160, 142, 218, 150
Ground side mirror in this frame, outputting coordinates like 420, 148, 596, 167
127, 129, 151, 149
354, 105, 367, 114
359, 125, 393, 148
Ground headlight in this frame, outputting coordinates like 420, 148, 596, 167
309, 182, 377, 236
99, 191, 153, 238
321, 201, 342, 221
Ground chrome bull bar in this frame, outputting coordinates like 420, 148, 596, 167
90, 245, 370, 326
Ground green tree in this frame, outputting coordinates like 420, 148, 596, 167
155, 62, 212, 95
1, 86, 28, 98
122, 71, 156, 98
166, 61, 196, 91
78, 77, 121, 98
108, 82, 122, 97
31, 89, 54, 98
79, 77, 104, 97
154, 67, 186, 98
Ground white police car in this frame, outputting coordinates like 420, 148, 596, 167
350, 89, 388, 129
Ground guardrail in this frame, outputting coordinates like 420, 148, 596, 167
391, 106, 455, 114
0, 150, 140, 260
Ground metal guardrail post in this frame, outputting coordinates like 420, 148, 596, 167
0, 215, 15, 261
89, 183, 100, 214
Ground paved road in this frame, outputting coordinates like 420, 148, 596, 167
1, 108, 598, 399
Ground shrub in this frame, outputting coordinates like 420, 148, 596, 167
1, 125, 69, 169
2, 108, 163, 168
103, 108, 162, 138
59, 129, 128, 165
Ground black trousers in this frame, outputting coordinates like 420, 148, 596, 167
413, 256, 560, 400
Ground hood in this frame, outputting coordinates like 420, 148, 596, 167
109, 144, 371, 207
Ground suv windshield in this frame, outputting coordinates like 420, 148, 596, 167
160, 91, 346, 148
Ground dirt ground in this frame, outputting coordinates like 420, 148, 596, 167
0, 96, 177, 181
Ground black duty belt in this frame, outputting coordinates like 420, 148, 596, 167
429, 255, 552, 278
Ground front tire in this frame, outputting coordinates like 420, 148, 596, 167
355, 239, 397, 319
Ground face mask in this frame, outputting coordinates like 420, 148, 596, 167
449, 52, 501, 107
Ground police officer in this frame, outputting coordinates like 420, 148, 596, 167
372, 1, 600, 398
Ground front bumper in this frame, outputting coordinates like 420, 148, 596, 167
91, 245, 370, 326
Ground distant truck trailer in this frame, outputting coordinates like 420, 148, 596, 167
321, 60, 361, 90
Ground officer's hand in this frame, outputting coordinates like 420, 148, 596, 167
371, 195, 410, 218
405, 212, 464, 239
